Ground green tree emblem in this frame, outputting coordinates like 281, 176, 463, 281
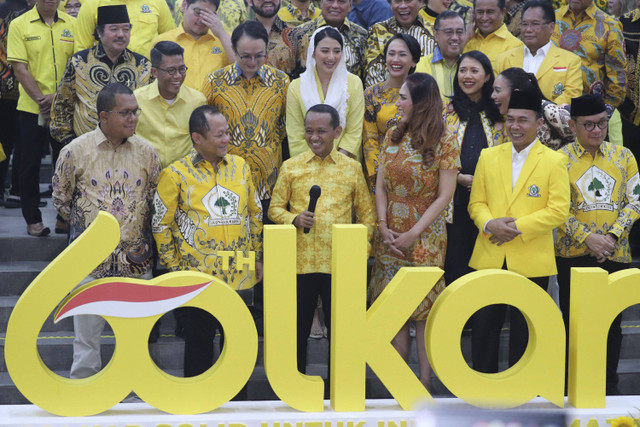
214, 196, 230, 215
634, 184, 640, 196
588, 178, 605, 197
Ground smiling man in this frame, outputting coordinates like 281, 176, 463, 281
463, 0, 522, 69
134, 41, 206, 168
494, 0, 581, 106
468, 89, 570, 374
556, 94, 640, 393
53, 83, 161, 379
269, 103, 375, 383
416, 10, 465, 99
153, 104, 263, 377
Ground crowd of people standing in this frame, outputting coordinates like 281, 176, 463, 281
0, 0, 639, 396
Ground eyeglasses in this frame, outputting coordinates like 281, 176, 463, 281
156, 66, 188, 76
578, 118, 609, 131
108, 108, 142, 118
237, 53, 267, 62
521, 21, 551, 29
436, 28, 465, 36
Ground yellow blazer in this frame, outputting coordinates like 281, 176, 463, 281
494, 44, 583, 106
468, 140, 570, 277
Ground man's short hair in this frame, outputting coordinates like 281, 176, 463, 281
185, 0, 220, 10
305, 104, 340, 129
97, 83, 134, 115
521, 0, 556, 23
150, 41, 185, 68
189, 105, 222, 142
231, 21, 269, 51
435, 10, 465, 30
473, 0, 506, 11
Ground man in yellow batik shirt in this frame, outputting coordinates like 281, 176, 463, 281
556, 94, 640, 393
278, 0, 321, 27
269, 104, 375, 384
152, 0, 232, 91
135, 41, 206, 168
463, 0, 523, 69
152, 105, 262, 378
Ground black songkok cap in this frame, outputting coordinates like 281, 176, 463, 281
571, 94, 607, 117
97, 5, 130, 26
508, 89, 542, 114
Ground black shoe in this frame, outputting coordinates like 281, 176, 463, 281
40, 186, 52, 198
38, 200, 47, 207
4, 195, 20, 208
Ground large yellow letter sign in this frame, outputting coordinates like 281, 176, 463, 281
568, 267, 640, 408
5, 212, 258, 416
426, 269, 565, 408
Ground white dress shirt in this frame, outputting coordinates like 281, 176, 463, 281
523, 41, 552, 75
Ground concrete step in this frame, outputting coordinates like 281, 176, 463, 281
0, 261, 50, 296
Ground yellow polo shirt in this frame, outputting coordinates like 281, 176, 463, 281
464, 23, 523, 69
7, 7, 76, 115
134, 80, 207, 168
74, 0, 174, 56
152, 24, 230, 92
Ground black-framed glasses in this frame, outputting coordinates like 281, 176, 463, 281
156, 66, 188, 76
578, 118, 609, 131
237, 53, 267, 62
521, 21, 551, 29
108, 108, 142, 118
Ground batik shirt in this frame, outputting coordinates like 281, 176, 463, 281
50, 44, 151, 145
264, 16, 301, 80
552, 3, 627, 107
269, 149, 375, 274
288, 16, 368, 78
218, 0, 246, 34
203, 63, 289, 200
277, 1, 321, 27
556, 141, 640, 262
153, 150, 263, 290
53, 127, 161, 278
620, 9, 640, 125
364, 14, 436, 87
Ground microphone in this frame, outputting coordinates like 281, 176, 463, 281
304, 185, 321, 234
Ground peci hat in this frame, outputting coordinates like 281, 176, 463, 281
570, 94, 607, 117
97, 5, 130, 26
508, 89, 542, 114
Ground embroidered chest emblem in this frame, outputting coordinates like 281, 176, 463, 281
140, 4, 151, 13
553, 82, 564, 96
61, 29, 72, 38
527, 184, 541, 197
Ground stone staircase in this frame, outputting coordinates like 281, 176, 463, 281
1, 159, 640, 405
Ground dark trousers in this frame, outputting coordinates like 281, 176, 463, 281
471, 274, 549, 373
18, 112, 51, 224
180, 307, 222, 378
0, 99, 20, 195
556, 255, 625, 386
297, 273, 331, 374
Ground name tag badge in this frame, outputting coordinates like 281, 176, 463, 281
25, 36, 41, 41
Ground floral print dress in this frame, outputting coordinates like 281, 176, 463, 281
368, 128, 461, 320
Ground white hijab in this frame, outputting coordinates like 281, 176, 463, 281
299, 27, 350, 128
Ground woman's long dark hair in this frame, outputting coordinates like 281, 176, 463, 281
451, 50, 503, 124
391, 73, 445, 165
498, 67, 548, 102
313, 27, 344, 50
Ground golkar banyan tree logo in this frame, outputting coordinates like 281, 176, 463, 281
4, 212, 640, 417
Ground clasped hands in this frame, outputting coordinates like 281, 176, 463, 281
379, 223, 416, 257
486, 217, 521, 246
584, 233, 616, 263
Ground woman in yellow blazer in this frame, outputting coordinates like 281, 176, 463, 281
286, 27, 365, 160
443, 50, 505, 287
